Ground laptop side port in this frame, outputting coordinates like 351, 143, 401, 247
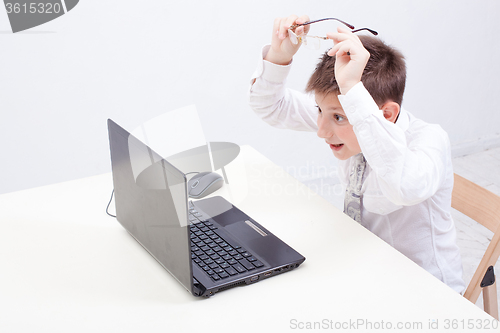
264, 271, 272, 277
250, 275, 259, 282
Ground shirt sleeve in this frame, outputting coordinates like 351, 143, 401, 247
248, 45, 318, 132
338, 82, 451, 206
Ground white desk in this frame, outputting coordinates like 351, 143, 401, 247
1, 146, 497, 332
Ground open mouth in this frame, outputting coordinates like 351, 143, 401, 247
329, 143, 344, 151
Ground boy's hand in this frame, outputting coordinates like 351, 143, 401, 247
264, 15, 310, 66
327, 27, 370, 95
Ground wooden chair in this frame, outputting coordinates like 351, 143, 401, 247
452, 173, 500, 320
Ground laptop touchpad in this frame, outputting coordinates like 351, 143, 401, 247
193, 197, 245, 227
210, 208, 248, 227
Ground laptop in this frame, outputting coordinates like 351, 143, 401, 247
107, 119, 305, 297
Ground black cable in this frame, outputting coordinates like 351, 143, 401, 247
106, 189, 116, 218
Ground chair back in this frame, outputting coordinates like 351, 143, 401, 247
452, 174, 500, 309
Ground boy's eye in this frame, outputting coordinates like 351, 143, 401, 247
334, 114, 345, 122
315, 105, 322, 114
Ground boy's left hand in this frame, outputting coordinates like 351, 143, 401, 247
327, 27, 370, 95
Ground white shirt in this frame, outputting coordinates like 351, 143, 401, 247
249, 45, 465, 294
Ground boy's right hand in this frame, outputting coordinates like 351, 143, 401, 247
264, 15, 310, 66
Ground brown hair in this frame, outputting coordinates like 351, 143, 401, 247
306, 35, 406, 107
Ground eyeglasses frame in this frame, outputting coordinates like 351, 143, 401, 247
288, 17, 378, 47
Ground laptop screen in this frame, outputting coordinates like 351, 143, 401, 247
108, 119, 193, 294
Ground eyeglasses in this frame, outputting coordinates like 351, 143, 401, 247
288, 18, 378, 50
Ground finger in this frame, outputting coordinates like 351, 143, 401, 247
326, 30, 354, 44
295, 14, 310, 25
327, 42, 341, 57
295, 14, 311, 34
327, 40, 351, 57
279, 15, 298, 39
271, 17, 282, 42
335, 43, 353, 58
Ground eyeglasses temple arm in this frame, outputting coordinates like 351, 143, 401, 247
291, 17, 355, 30
352, 27, 378, 35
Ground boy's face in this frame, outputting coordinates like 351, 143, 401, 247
315, 92, 361, 160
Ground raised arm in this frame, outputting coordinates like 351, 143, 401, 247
249, 15, 318, 132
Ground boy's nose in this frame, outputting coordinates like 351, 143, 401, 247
317, 119, 333, 139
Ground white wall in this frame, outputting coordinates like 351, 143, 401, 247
1, 0, 499, 194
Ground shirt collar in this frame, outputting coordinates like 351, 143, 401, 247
395, 107, 410, 131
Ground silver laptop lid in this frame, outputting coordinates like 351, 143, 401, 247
107, 119, 193, 294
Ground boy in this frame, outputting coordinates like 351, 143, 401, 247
249, 15, 465, 293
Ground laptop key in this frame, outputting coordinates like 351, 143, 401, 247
219, 272, 230, 279
253, 260, 264, 268
212, 274, 221, 281
214, 268, 224, 274
247, 256, 256, 262
239, 259, 255, 271
226, 267, 238, 276
233, 263, 246, 273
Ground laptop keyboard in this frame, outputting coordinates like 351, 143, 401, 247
189, 209, 264, 282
